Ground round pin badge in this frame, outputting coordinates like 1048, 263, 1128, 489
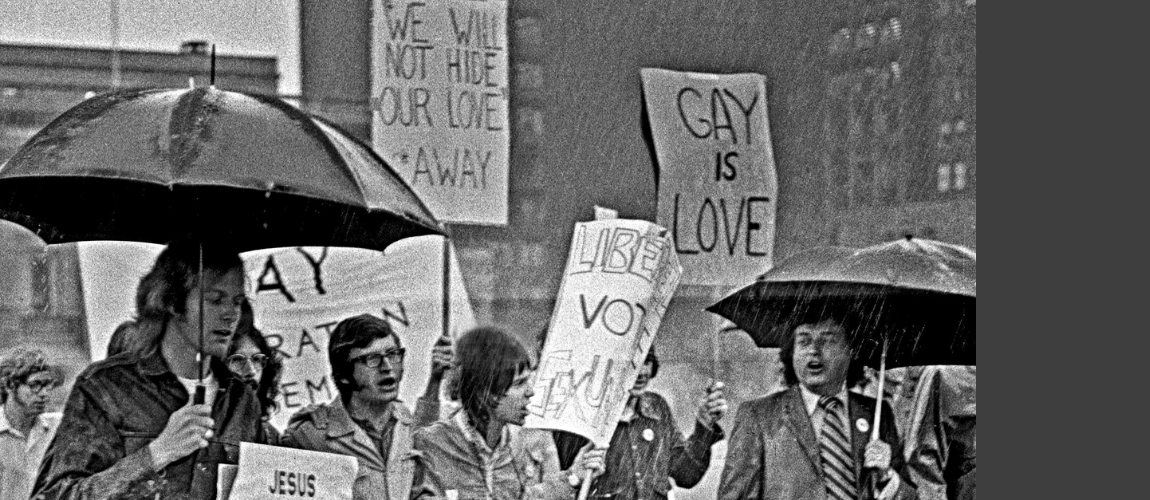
856, 418, 870, 433
642, 428, 655, 441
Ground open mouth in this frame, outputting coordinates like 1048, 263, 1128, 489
806, 361, 825, 375
377, 376, 398, 392
210, 329, 233, 341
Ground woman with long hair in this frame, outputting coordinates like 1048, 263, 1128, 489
226, 299, 284, 443
413, 326, 606, 500
33, 238, 268, 500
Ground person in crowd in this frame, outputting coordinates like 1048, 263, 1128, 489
412, 326, 606, 500
107, 320, 140, 359
226, 299, 284, 443
860, 366, 975, 500
718, 308, 916, 500
280, 313, 453, 500
33, 238, 267, 500
0, 348, 63, 499
552, 345, 728, 499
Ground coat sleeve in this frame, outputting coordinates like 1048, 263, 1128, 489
716, 401, 763, 500
521, 430, 576, 500
31, 380, 163, 500
409, 427, 448, 500
667, 414, 725, 489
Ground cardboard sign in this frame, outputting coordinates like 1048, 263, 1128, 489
78, 236, 476, 431
228, 442, 357, 500
370, 0, 510, 225
524, 219, 682, 446
642, 68, 779, 285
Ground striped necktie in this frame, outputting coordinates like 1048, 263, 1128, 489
819, 395, 858, 500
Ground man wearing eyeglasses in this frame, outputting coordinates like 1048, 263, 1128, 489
0, 348, 63, 499
281, 313, 453, 500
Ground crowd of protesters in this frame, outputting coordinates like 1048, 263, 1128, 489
3, 239, 974, 500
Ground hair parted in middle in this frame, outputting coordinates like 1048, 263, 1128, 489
451, 326, 533, 437
231, 299, 283, 416
129, 237, 244, 356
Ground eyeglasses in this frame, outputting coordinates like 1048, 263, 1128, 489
23, 380, 58, 392
349, 349, 406, 368
226, 353, 269, 371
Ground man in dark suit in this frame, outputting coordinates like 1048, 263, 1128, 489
717, 309, 917, 500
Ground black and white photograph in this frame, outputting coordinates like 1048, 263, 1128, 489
1, 1, 975, 499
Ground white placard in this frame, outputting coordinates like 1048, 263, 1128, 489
229, 442, 357, 500
371, 0, 510, 225
524, 219, 682, 446
643, 68, 779, 285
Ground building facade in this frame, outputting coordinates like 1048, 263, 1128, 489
0, 42, 279, 409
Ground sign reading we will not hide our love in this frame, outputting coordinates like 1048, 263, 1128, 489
371, 0, 509, 225
525, 219, 682, 447
642, 68, 779, 285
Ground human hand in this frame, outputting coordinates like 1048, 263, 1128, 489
696, 380, 728, 427
148, 400, 215, 470
864, 439, 892, 472
429, 335, 454, 381
570, 443, 608, 483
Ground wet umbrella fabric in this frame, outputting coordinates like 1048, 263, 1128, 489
706, 237, 976, 369
0, 86, 444, 252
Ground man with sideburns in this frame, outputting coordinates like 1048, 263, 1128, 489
281, 313, 452, 500
718, 308, 916, 500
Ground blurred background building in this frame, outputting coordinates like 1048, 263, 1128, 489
0, 41, 278, 409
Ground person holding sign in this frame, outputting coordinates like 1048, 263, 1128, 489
412, 326, 607, 500
553, 346, 728, 500
33, 239, 268, 500
280, 313, 452, 500
717, 309, 916, 500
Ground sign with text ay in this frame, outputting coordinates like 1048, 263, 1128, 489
642, 68, 778, 285
525, 219, 682, 447
371, 0, 509, 225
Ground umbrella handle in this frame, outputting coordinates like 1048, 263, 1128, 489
870, 338, 887, 442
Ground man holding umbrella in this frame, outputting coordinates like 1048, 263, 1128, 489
717, 308, 916, 500
32, 239, 267, 500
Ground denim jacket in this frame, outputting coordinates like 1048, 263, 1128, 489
31, 350, 267, 500
280, 397, 440, 500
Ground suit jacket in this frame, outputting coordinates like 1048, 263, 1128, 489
717, 387, 916, 500
281, 397, 439, 500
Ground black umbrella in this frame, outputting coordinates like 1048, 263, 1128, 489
707, 236, 975, 494
0, 85, 447, 395
707, 236, 975, 369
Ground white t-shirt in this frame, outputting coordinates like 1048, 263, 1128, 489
176, 372, 219, 408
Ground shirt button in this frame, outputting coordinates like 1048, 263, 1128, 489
147, 480, 155, 487
635, 472, 642, 478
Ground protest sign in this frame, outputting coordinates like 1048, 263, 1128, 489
228, 442, 357, 500
78, 235, 476, 431
524, 219, 682, 447
642, 68, 779, 285
370, 0, 509, 225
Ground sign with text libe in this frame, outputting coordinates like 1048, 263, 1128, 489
525, 219, 682, 447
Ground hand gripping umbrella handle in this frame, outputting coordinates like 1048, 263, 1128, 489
866, 338, 889, 497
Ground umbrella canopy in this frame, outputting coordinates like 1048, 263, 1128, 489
707, 237, 976, 368
0, 86, 444, 252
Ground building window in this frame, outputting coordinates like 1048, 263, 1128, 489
825, 23, 907, 209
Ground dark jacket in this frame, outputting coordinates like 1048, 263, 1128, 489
32, 350, 267, 500
554, 391, 724, 500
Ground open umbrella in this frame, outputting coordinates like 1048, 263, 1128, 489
707, 236, 975, 495
0, 86, 443, 251
0, 85, 447, 396
707, 236, 975, 369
